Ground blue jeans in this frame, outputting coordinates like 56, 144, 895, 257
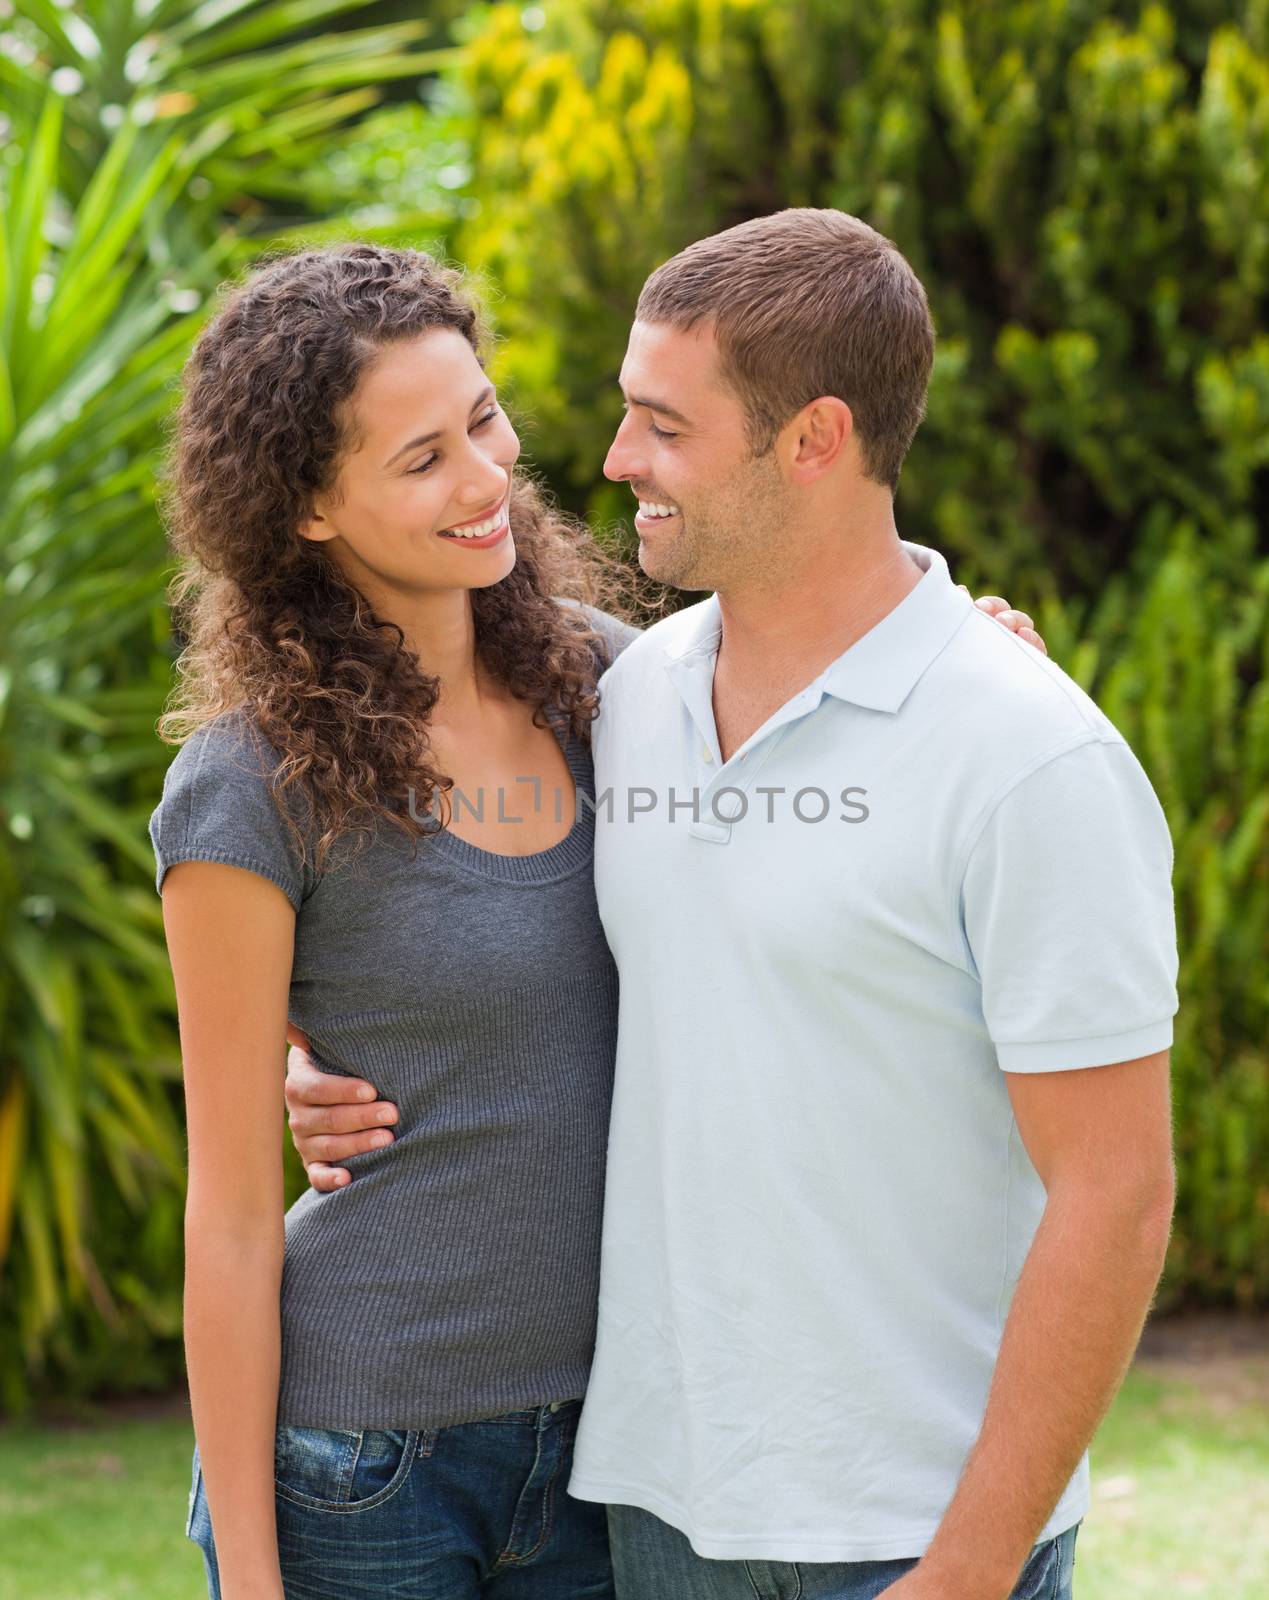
606, 1504, 1081, 1600
186, 1400, 614, 1598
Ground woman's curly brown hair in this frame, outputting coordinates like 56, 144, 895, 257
156, 242, 638, 875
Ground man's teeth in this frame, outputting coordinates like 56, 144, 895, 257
638, 500, 680, 519
440, 509, 504, 538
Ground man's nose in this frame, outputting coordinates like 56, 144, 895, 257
603, 416, 646, 483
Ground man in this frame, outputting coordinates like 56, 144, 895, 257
285, 211, 1177, 1599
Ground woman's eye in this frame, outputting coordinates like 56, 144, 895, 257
649, 422, 677, 441
408, 409, 500, 474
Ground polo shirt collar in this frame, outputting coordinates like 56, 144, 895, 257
820, 542, 971, 713
662, 541, 973, 716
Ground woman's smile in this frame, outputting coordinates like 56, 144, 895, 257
435, 492, 511, 547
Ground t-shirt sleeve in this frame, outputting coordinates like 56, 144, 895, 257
959, 735, 1179, 1072
148, 714, 310, 911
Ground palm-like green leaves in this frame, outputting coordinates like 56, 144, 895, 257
4, 1, 457, 202
0, 0, 455, 1408
1, 92, 200, 1408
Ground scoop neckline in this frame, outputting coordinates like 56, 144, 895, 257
422, 732, 597, 885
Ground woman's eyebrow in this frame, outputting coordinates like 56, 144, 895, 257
383, 385, 496, 466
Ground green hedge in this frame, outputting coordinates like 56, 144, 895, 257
458, 1, 1269, 595
1, 0, 1265, 1409
1036, 536, 1269, 1304
448, 0, 1269, 1304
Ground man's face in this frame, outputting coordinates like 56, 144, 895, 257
604, 319, 789, 591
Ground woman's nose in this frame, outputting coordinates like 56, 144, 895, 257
457, 464, 509, 508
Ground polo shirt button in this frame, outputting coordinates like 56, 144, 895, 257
703, 746, 714, 762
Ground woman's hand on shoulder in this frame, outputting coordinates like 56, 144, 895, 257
957, 585, 1048, 655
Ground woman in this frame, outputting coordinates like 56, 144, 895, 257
150, 241, 1043, 1600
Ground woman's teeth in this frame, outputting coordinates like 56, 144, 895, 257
638, 501, 680, 519
439, 509, 505, 539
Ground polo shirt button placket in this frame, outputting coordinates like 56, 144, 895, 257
690, 768, 734, 843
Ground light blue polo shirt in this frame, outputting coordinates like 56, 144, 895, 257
567, 540, 1179, 1561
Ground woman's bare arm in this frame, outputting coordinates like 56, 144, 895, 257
162, 859, 296, 1600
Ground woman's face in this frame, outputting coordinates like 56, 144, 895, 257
299, 327, 521, 593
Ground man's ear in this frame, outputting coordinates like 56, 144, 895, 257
783, 396, 853, 485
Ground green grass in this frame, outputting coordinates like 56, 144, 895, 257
1078, 1363, 1269, 1599
1, 1363, 1266, 1599
0, 1409, 204, 1600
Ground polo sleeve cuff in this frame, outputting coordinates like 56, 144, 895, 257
995, 1016, 1174, 1073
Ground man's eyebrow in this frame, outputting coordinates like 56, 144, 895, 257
619, 385, 693, 428
383, 385, 495, 467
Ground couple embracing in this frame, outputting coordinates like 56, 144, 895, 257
150, 207, 1178, 1600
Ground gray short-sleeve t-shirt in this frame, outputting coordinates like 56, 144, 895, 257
150, 601, 641, 1430
149, 709, 312, 909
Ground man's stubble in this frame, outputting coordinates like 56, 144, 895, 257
641, 446, 793, 595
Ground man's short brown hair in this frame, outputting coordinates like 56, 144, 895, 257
636, 209, 935, 491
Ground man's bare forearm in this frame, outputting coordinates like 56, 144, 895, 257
914, 1182, 1173, 1599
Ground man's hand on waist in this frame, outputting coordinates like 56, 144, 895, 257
283, 1024, 398, 1191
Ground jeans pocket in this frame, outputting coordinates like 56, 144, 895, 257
274, 1424, 423, 1514
1011, 1536, 1060, 1600
186, 1444, 202, 1540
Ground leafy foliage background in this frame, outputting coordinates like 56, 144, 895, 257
0, 0, 1265, 1409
